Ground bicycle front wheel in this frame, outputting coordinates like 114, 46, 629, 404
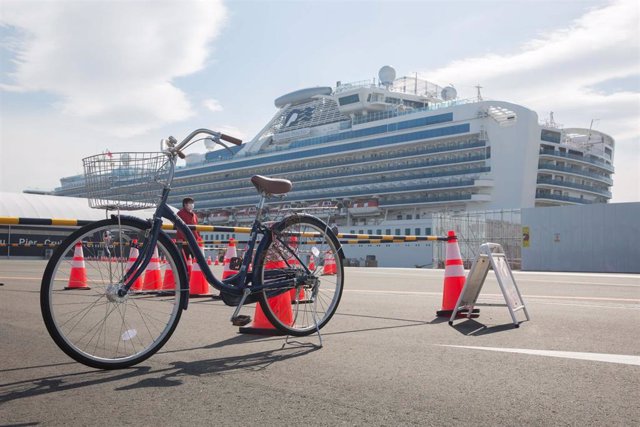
253, 214, 344, 336
40, 217, 186, 369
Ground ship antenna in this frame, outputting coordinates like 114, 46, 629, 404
475, 85, 483, 101
586, 118, 600, 148
549, 111, 556, 127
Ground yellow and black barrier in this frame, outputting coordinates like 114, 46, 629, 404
0, 216, 451, 249
0, 217, 93, 227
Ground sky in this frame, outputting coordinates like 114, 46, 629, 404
0, 0, 638, 202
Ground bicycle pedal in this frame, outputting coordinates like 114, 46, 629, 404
231, 315, 252, 327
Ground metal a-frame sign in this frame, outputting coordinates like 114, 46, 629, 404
449, 243, 530, 327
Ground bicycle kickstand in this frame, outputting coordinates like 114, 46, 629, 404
285, 291, 323, 348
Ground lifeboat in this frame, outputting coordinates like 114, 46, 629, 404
234, 207, 257, 223
348, 199, 380, 216
207, 210, 230, 224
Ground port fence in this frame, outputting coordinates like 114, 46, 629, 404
433, 209, 522, 269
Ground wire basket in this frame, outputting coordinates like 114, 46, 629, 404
83, 152, 172, 210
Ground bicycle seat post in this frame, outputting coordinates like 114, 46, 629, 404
256, 192, 267, 219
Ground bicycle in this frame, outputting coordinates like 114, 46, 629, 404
40, 129, 345, 370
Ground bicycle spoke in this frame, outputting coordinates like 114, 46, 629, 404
43, 220, 184, 368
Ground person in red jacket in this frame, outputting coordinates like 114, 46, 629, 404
176, 197, 201, 260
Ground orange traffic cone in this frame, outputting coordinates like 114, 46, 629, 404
189, 241, 211, 297
142, 246, 162, 291
222, 238, 238, 280
65, 242, 90, 290
436, 231, 479, 318
161, 268, 175, 291
207, 255, 212, 266
322, 250, 336, 275
239, 260, 293, 336
309, 254, 316, 271
125, 241, 143, 291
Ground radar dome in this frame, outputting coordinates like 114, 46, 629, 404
378, 66, 396, 86
441, 86, 457, 101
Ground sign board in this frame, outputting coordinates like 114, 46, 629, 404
450, 243, 530, 327
522, 226, 530, 247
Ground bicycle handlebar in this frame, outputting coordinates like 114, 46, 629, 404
163, 129, 243, 159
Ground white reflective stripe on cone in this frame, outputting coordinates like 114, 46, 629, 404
444, 264, 465, 277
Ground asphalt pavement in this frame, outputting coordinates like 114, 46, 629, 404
1, 260, 639, 426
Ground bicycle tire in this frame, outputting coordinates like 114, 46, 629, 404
41, 217, 187, 369
253, 214, 344, 336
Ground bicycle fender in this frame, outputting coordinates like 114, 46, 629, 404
110, 215, 190, 311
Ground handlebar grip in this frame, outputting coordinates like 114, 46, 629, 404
220, 133, 242, 145
177, 151, 186, 159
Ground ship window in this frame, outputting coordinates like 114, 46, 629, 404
395, 228, 401, 235
386, 229, 391, 235
541, 129, 561, 143
425, 227, 431, 235
358, 230, 363, 234
338, 94, 359, 106
396, 215, 402, 220
403, 100, 425, 109
405, 228, 411, 235
368, 229, 373, 235
415, 228, 421, 235
376, 229, 382, 235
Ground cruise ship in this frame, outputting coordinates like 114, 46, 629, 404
54, 66, 615, 267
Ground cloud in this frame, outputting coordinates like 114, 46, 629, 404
0, 0, 227, 137
202, 98, 224, 112
423, 0, 639, 202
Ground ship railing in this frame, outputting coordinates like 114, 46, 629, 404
537, 163, 613, 184
199, 179, 480, 210
381, 193, 473, 206
536, 178, 611, 197
334, 79, 376, 93
286, 163, 487, 193
169, 140, 488, 198
535, 191, 596, 204
171, 165, 490, 208
539, 149, 614, 171
352, 98, 476, 126
172, 155, 491, 204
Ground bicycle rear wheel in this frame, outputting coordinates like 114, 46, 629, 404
253, 214, 343, 336
41, 217, 186, 369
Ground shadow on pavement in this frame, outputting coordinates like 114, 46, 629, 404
315, 311, 448, 337
0, 366, 152, 405
0, 342, 317, 403
116, 344, 317, 391
450, 319, 518, 336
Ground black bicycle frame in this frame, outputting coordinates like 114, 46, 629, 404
121, 194, 301, 296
